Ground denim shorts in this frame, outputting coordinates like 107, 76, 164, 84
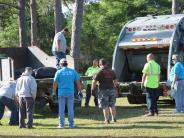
98, 89, 116, 108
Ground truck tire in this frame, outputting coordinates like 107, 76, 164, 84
135, 95, 146, 104
129, 83, 142, 96
34, 67, 56, 79
127, 94, 137, 104
127, 94, 146, 104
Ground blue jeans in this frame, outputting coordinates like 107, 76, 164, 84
0, 96, 18, 125
85, 84, 98, 106
58, 96, 74, 128
145, 87, 158, 114
52, 51, 66, 69
175, 80, 184, 112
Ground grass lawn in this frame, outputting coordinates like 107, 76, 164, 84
0, 97, 184, 138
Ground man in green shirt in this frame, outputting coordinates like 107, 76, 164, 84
142, 53, 160, 116
85, 59, 99, 107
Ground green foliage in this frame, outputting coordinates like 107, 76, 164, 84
37, 7, 55, 54
0, 22, 19, 47
79, 0, 175, 67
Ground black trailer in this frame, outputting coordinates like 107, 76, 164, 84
0, 46, 82, 111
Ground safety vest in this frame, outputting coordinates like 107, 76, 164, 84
85, 66, 99, 84
142, 60, 160, 88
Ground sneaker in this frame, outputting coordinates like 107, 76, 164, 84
104, 120, 110, 124
58, 125, 64, 129
27, 126, 35, 129
19, 126, 26, 129
144, 113, 154, 117
69, 126, 74, 129
112, 119, 117, 122
154, 113, 159, 116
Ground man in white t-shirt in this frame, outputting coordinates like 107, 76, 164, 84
52, 28, 70, 69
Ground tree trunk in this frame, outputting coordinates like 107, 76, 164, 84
30, 0, 38, 46
172, 0, 179, 14
54, 0, 62, 33
70, 0, 84, 71
18, 0, 26, 47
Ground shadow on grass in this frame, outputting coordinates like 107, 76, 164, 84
39, 123, 180, 130
132, 120, 184, 124
33, 98, 176, 121
34, 105, 58, 119
0, 136, 183, 138
74, 105, 147, 121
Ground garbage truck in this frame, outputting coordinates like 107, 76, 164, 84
0, 46, 83, 111
112, 14, 184, 104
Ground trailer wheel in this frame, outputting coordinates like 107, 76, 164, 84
35, 97, 48, 108
49, 102, 58, 113
49, 102, 70, 113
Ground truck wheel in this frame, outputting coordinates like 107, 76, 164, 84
135, 95, 146, 104
127, 94, 137, 104
129, 83, 142, 96
127, 94, 146, 104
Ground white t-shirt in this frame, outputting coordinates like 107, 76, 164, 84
52, 32, 67, 52
0, 82, 16, 99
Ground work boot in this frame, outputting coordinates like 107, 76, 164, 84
154, 111, 159, 116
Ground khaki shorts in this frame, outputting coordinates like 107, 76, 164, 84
98, 89, 116, 108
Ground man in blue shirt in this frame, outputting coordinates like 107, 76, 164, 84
52, 58, 82, 128
170, 54, 184, 113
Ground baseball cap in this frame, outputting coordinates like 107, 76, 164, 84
60, 58, 67, 64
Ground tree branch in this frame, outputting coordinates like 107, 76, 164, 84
63, 0, 72, 15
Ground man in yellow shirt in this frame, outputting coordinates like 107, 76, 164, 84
85, 59, 99, 107
142, 53, 160, 116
